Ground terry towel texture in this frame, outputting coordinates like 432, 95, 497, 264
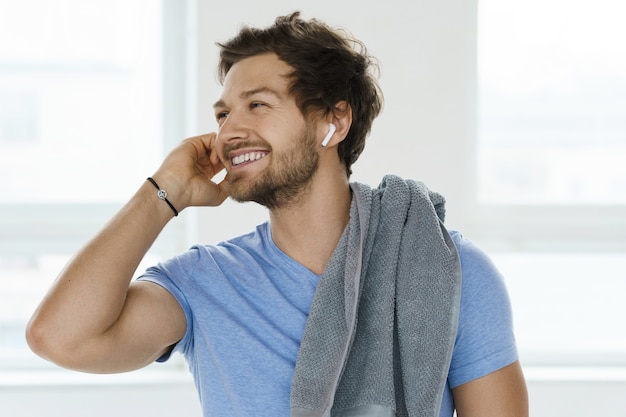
290, 175, 462, 417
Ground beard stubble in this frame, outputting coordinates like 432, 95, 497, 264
226, 123, 320, 209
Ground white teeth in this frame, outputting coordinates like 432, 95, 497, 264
232, 152, 267, 166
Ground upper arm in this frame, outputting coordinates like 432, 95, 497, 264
448, 233, 519, 385
448, 233, 527, 415
79, 281, 186, 373
452, 361, 528, 417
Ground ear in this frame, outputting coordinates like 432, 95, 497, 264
321, 101, 352, 148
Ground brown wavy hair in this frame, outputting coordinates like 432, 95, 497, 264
217, 12, 383, 177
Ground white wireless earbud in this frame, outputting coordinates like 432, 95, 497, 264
321, 123, 336, 147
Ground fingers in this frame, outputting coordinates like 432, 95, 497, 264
200, 133, 227, 181
187, 132, 231, 206
203, 133, 222, 168
187, 133, 226, 175
152, 132, 232, 209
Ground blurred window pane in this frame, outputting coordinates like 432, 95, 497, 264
477, 0, 626, 367
478, 0, 626, 205
493, 252, 626, 366
0, 0, 163, 204
0, 0, 167, 369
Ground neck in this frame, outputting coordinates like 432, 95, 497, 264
268, 165, 351, 275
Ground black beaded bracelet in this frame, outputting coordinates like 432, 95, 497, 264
146, 177, 179, 217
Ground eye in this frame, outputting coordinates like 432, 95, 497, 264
215, 111, 229, 124
250, 102, 266, 110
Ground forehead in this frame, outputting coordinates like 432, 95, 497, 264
219, 53, 294, 101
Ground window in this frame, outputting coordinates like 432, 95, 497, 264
478, 0, 626, 205
477, 0, 626, 366
0, 0, 187, 370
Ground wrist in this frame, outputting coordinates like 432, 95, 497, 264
146, 177, 179, 217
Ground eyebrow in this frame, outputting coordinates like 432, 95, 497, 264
213, 87, 282, 109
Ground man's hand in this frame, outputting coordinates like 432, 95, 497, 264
152, 133, 230, 210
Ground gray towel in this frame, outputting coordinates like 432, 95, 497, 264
290, 175, 462, 417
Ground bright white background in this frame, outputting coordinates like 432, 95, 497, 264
1, 0, 625, 416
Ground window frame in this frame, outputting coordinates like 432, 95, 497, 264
466, 0, 626, 254
0, 0, 192, 371
470, 0, 626, 368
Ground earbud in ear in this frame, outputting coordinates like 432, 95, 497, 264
321, 123, 337, 147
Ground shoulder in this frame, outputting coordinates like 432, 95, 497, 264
136, 223, 270, 293
175, 222, 270, 269
450, 231, 511, 304
448, 230, 519, 388
451, 231, 499, 278
134, 224, 271, 357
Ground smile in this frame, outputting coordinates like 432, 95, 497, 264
231, 151, 269, 167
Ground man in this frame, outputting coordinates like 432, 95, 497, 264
26, 12, 528, 417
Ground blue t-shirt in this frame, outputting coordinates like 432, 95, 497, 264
138, 222, 518, 417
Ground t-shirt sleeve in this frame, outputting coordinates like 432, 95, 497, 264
135, 250, 196, 362
447, 232, 519, 388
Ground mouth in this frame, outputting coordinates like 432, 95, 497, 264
230, 150, 270, 167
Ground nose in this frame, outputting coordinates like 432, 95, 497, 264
216, 110, 250, 147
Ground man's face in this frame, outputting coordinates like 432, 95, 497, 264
214, 53, 320, 209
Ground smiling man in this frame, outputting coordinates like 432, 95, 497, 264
214, 55, 325, 210
26, 12, 528, 417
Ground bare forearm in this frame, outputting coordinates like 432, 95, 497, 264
26, 181, 175, 361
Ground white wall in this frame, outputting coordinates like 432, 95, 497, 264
191, 0, 477, 241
